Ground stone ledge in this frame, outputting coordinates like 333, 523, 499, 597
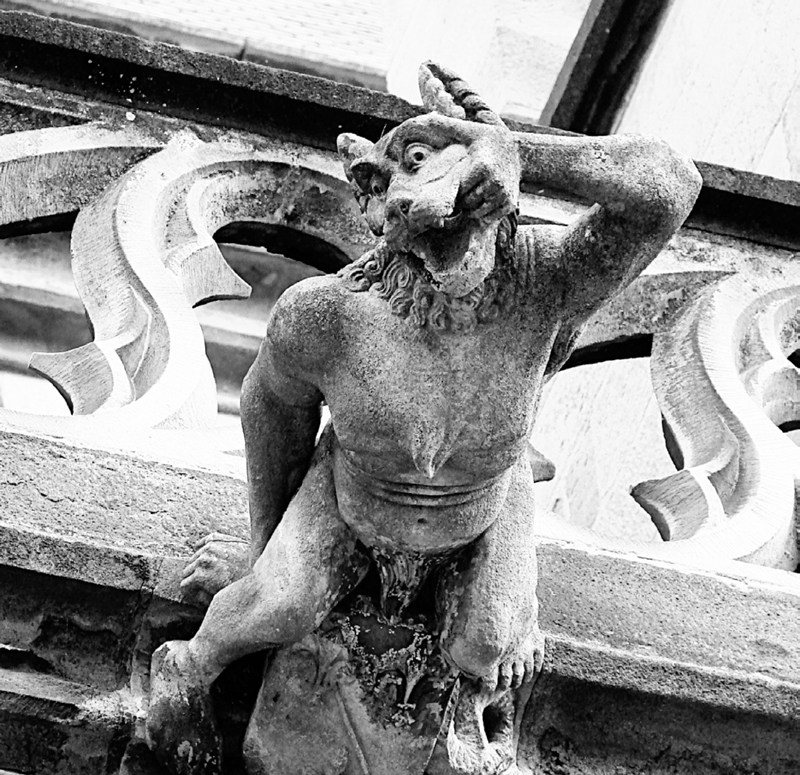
0, 664, 136, 723
0, 422, 798, 773
0, 666, 136, 774
1, 427, 798, 671
0, 10, 417, 151
0, 427, 248, 577
526, 638, 800, 774
1, 0, 387, 90
546, 636, 800, 722
0, 11, 398, 117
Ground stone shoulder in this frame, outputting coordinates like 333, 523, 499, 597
264, 273, 352, 383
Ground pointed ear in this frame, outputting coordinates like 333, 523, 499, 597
418, 62, 466, 119
336, 133, 374, 184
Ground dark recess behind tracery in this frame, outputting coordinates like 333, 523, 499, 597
563, 334, 652, 370
543, 0, 672, 135
214, 222, 351, 274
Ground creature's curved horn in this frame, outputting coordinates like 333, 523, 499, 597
418, 61, 505, 127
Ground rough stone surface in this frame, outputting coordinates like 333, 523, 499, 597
0, 665, 135, 775
5, 0, 387, 89
537, 541, 800, 686
523, 643, 800, 775
0, 429, 249, 581
524, 546, 800, 774
0, 11, 394, 113
0, 427, 798, 772
0, 10, 418, 150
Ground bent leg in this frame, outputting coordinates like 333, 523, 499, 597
187, 438, 366, 680
147, 430, 366, 774
439, 457, 544, 692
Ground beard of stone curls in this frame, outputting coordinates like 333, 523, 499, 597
338, 213, 518, 334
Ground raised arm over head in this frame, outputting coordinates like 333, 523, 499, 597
516, 131, 702, 322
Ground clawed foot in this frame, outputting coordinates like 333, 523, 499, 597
146, 641, 223, 775
445, 628, 544, 774
480, 627, 545, 694
180, 532, 250, 608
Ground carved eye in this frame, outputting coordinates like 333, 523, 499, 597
403, 143, 433, 169
370, 178, 386, 197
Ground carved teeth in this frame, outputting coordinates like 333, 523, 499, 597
428, 211, 463, 233
442, 211, 463, 230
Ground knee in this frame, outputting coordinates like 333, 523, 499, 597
442, 627, 506, 679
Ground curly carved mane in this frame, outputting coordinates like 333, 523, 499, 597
338, 215, 518, 334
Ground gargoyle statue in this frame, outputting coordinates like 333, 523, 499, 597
146, 62, 701, 774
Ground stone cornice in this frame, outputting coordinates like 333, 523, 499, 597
0, 11, 798, 250
1, 426, 798, 772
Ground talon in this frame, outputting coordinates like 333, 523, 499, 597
497, 661, 512, 691
523, 658, 534, 684
511, 661, 524, 689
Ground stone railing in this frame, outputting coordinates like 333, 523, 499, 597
3, 117, 797, 572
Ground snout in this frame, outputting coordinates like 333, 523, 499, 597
383, 160, 463, 242
384, 194, 461, 248
385, 197, 411, 227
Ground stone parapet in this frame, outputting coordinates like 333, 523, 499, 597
1, 427, 798, 772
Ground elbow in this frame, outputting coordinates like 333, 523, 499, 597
623, 135, 703, 229
240, 365, 260, 423
659, 139, 703, 224
240, 357, 276, 433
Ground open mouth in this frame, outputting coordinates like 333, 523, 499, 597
434, 209, 465, 232
411, 210, 477, 272
383, 202, 498, 297
403, 207, 501, 297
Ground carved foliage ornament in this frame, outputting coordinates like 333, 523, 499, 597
0, 125, 371, 434
630, 269, 800, 570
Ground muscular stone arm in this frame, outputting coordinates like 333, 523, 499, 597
240, 293, 324, 565
515, 132, 702, 320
